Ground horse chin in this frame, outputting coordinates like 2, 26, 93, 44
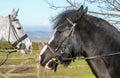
20, 49, 29, 54
20, 50, 25, 54
45, 60, 58, 72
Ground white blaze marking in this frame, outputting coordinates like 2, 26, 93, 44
40, 45, 48, 55
48, 29, 56, 44
40, 29, 57, 55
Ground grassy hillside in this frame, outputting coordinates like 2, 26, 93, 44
0, 41, 95, 78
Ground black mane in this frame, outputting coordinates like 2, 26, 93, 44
84, 15, 120, 43
53, 9, 77, 29
53, 9, 120, 43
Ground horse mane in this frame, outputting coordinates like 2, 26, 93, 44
84, 15, 120, 43
53, 8, 120, 43
53, 9, 77, 29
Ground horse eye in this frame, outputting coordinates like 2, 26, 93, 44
57, 30, 62, 33
17, 27, 22, 30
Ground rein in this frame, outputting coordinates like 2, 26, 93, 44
62, 52, 120, 61
0, 49, 17, 66
0, 42, 17, 66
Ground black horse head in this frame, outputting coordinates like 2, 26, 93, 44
39, 5, 120, 78
39, 5, 87, 71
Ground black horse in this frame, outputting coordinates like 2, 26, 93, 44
39, 5, 120, 78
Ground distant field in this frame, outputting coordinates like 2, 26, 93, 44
0, 41, 95, 78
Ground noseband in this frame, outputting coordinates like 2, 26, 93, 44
8, 15, 28, 47
46, 18, 77, 63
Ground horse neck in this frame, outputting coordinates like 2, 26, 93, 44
0, 16, 17, 43
84, 15, 120, 43
0, 16, 10, 41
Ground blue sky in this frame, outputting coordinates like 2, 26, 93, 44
0, 0, 68, 28
0, 0, 100, 31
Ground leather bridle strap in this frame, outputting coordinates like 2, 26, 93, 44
8, 15, 19, 41
55, 18, 77, 52
44, 18, 77, 63
8, 15, 28, 47
12, 34, 28, 47
46, 42, 57, 57
45, 42, 60, 63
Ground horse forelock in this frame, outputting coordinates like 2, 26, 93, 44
52, 9, 77, 29
51, 9, 85, 66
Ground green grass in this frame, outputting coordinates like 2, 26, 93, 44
0, 41, 95, 78
11, 67, 36, 73
46, 60, 95, 78
0, 41, 15, 50
4, 59, 25, 65
0, 76, 4, 78
0, 68, 11, 74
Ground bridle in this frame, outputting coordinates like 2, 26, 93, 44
45, 18, 120, 64
0, 15, 28, 66
8, 15, 28, 47
45, 18, 77, 63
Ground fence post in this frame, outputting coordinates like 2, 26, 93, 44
36, 53, 40, 78
36, 41, 46, 78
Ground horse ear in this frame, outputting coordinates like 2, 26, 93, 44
75, 5, 84, 21
77, 5, 84, 14
16, 8, 19, 15
84, 7, 88, 14
12, 8, 19, 18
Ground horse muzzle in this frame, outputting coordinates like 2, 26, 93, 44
45, 58, 58, 72
40, 57, 58, 72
